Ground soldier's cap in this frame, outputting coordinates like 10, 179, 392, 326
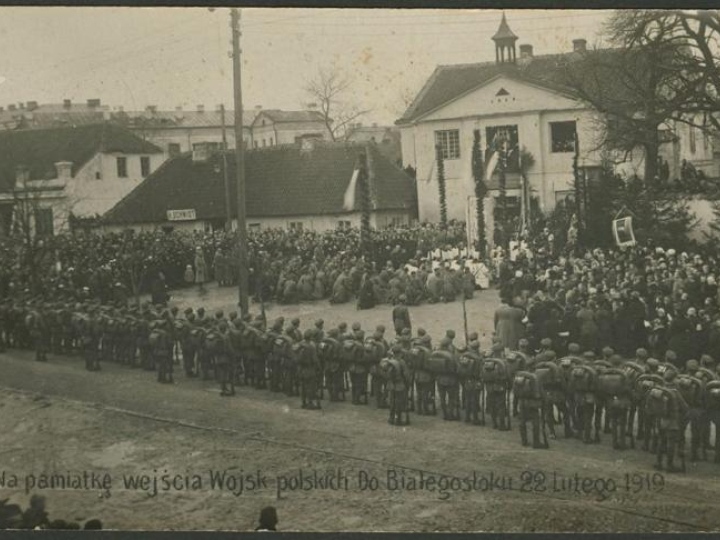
665, 350, 678, 361
328, 328, 339, 337
646, 358, 660, 368
315, 319, 324, 328
468, 332, 479, 341
303, 329, 315, 340
275, 316, 285, 325
540, 338, 552, 347
197, 307, 205, 314
291, 318, 300, 326
170, 306, 179, 314
446, 329, 456, 339
391, 344, 403, 354
701, 354, 715, 366
545, 350, 557, 361
376, 324, 386, 333
636, 348, 649, 359
469, 340, 480, 350
187, 313, 196, 321
352, 322, 361, 331
229, 311, 238, 320
215, 310, 224, 319
183, 307, 193, 315
686, 359, 699, 371
602, 346, 615, 355
568, 343, 581, 353
491, 342, 504, 353
440, 337, 452, 347
401, 327, 411, 336
420, 335, 432, 345
610, 354, 623, 365
582, 351, 596, 360
519, 338, 530, 347
399, 294, 407, 302
664, 369, 677, 382
417, 328, 426, 336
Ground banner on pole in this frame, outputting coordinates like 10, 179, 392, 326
612, 216, 636, 247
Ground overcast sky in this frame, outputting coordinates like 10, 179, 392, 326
0, 8, 611, 125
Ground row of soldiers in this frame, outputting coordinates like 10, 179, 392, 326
2, 298, 720, 470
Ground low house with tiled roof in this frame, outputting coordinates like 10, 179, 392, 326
0, 123, 163, 235
397, 13, 677, 241
102, 140, 416, 234
250, 109, 331, 148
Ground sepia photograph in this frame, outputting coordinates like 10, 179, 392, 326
0, 5, 719, 533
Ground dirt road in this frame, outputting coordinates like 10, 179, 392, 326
1, 290, 718, 532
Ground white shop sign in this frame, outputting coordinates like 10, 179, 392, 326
166, 209, 197, 221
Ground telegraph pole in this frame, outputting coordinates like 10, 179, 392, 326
220, 104, 231, 232
230, 7, 249, 315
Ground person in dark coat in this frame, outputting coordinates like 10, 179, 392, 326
494, 300, 525, 350
392, 295, 412, 337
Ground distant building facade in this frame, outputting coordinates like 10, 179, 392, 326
0, 124, 163, 236
250, 110, 330, 148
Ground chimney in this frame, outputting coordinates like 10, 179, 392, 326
146, 105, 157, 114
18, 103, 25, 110
87, 98, 101, 108
63, 99, 72, 109
175, 105, 183, 111
307, 102, 317, 110
197, 104, 205, 113
26, 101, 38, 111
15, 165, 30, 184
254, 105, 262, 110
54, 161, 73, 180
8, 104, 16, 111
573, 38, 587, 53
519, 44, 533, 59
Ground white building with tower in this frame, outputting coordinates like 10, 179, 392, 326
396, 14, 621, 244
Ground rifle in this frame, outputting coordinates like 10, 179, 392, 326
506, 385, 512, 430
479, 382, 486, 425
540, 401, 549, 448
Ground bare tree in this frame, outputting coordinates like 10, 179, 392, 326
304, 67, 370, 141
561, 9, 720, 182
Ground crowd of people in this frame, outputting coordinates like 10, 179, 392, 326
0, 223, 477, 308
0, 495, 101, 530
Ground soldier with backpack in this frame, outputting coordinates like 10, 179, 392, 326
677, 365, 705, 462
534, 354, 568, 439
513, 364, 548, 449
216, 321, 236, 397
410, 333, 435, 415
704, 376, 720, 464
151, 319, 174, 384
347, 328, 369, 405
483, 343, 511, 430
298, 329, 321, 410
506, 339, 530, 417
429, 338, 459, 421
367, 332, 388, 409
321, 328, 344, 401
27, 301, 48, 363
597, 354, 633, 450
382, 344, 411, 425
569, 359, 598, 443
646, 370, 689, 472
458, 340, 484, 425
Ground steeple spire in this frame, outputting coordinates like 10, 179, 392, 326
492, 12, 518, 64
